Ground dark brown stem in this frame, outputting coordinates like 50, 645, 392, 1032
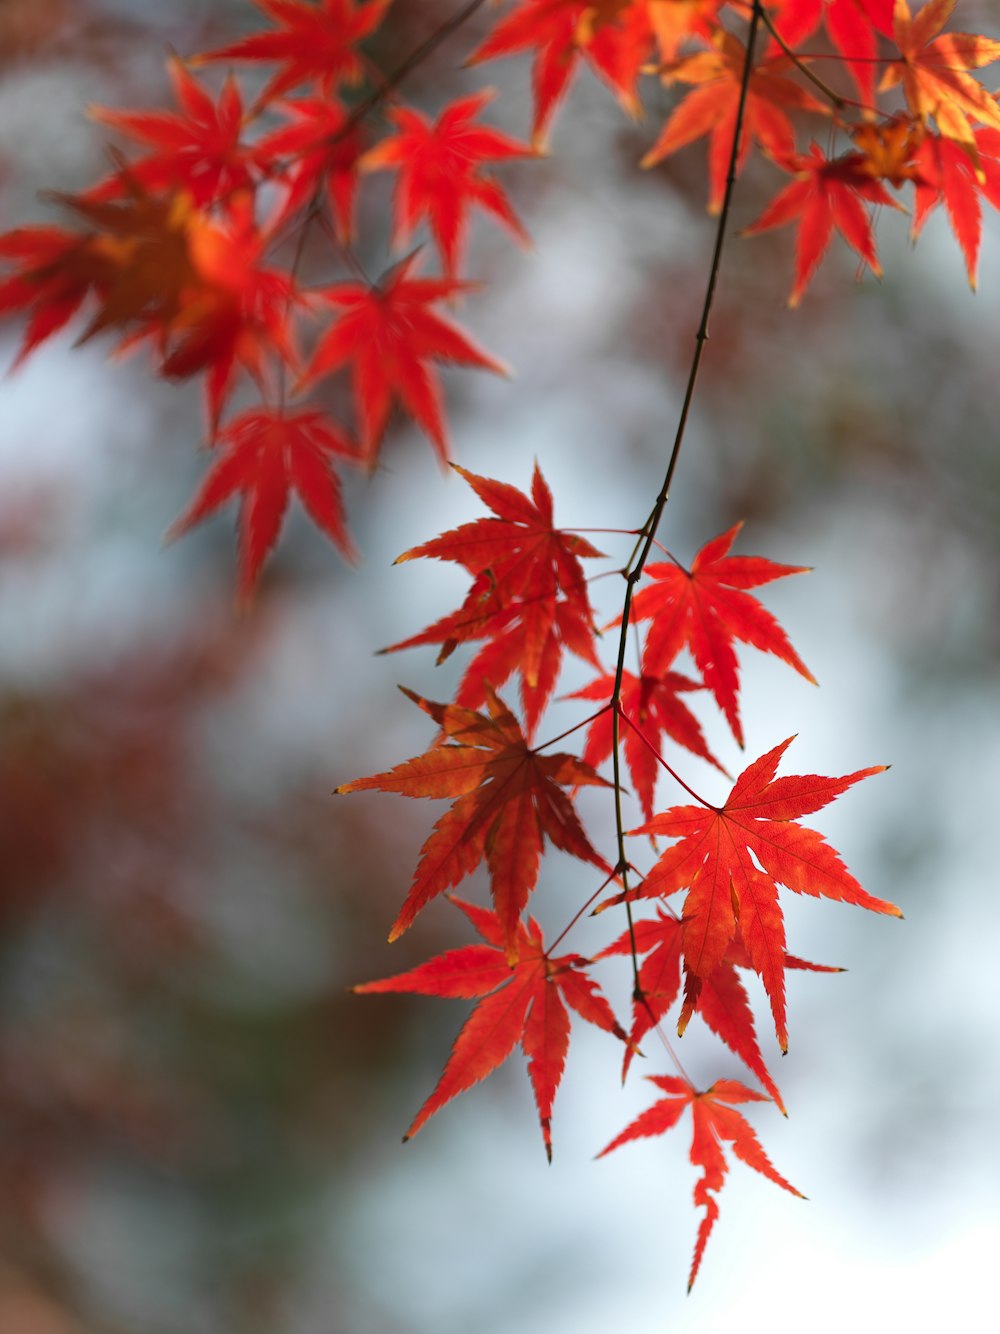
607, 0, 764, 1017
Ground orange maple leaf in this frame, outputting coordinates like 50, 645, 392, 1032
598, 1076, 803, 1290
0, 186, 297, 427
642, 32, 827, 212
354, 897, 626, 1159
336, 687, 612, 956
627, 736, 901, 1051
879, 0, 1000, 164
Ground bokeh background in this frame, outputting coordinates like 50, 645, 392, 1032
2, 1, 999, 1331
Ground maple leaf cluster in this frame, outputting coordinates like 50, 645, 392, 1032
4, 0, 992, 1291
0, 0, 996, 593
341, 465, 902, 1284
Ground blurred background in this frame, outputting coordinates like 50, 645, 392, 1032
1, 1, 999, 1330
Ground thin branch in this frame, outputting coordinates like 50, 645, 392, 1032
756, 3, 848, 112
607, 0, 764, 1030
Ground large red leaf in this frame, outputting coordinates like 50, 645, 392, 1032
302, 253, 507, 463
568, 668, 725, 819
625, 523, 814, 747
598, 908, 842, 1108
361, 91, 533, 279
336, 687, 611, 956
354, 898, 625, 1159
469, 0, 656, 146
743, 143, 904, 306
169, 406, 357, 600
196, 0, 391, 104
383, 463, 604, 734
598, 1076, 803, 1289
628, 737, 901, 1050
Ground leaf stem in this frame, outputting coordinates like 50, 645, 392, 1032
606, 0, 764, 1062
617, 705, 714, 808
532, 703, 611, 754
756, 4, 847, 112
546, 867, 620, 955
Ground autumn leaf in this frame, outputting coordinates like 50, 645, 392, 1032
911, 127, 1000, 288
255, 95, 364, 239
849, 114, 926, 187
642, 32, 827, 213
627, 736, 901, 1050
164, 200, 300, 429
469, 0, 656, 146
742, 142, 904, 306
361, 91, 533, 279
195, 0, 391, 104
354, 897, 626, 1159
649, 0, 724, 66
879, 0, 1000, 164
768, 0, 896, 102
301, 253, 508, 464
382, 463, 604, 734
597, 1075, 803, 1290
0, 185, 297, 427
597, 908, 842, 1105
567, 668, 725, 820
169, 406, 357, 600
336, 687, 612, 955
623, 522, 814, 747
89, 57, 266, 207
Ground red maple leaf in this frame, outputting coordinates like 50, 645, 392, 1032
361, 91, 533, 279
255, 96, 364, 239
89, 57, 266, 207
169, 406, 357, 600
567, 668, 725, 819
163, 200, 299, 429
627, 736, 901, 1051
336, 687, 612, 955
469, 0, 655, 146
624, 522, 814, 748
597, 908, 842, 1106
196, 0, 390, 104
911, 127, 1000, 288
302, 253, 508, 464
767, 0, 896, 102
879, 0, 1000, 162
0, 186, 298, 427
642, 32, 827, 213
382, 463, 604, 734
354, 897, 626, 1159
598, 1076, 803, 1290
742, 142, 903, 306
